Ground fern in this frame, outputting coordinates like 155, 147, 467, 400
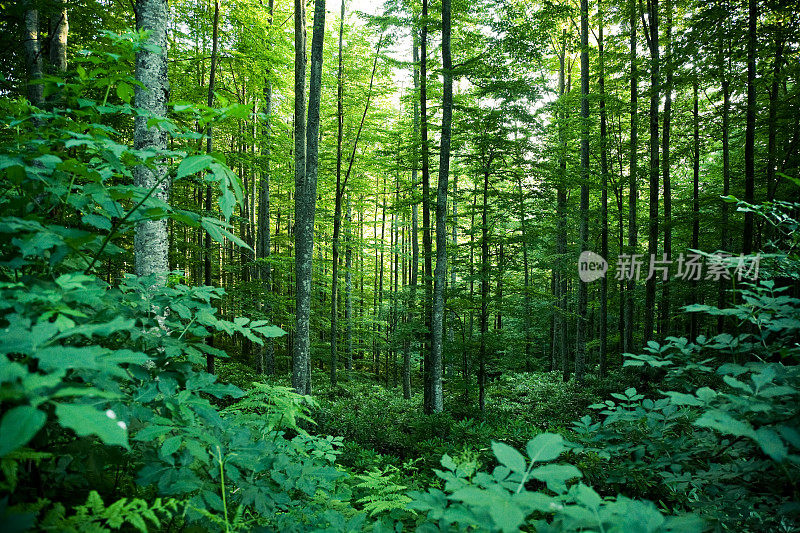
34, 490, 181, 532
354, 466, 413, 517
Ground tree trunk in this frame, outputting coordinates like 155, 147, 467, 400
203, 0, 220, 374
292, 0, 312, 396
331, 0, 345, 387
556, 29, 569, 382
420, 0, 434, 414
598, 2, 608, 376
49, 0, 68, 73
576, 0, 589, 382
743, 0, 756, 254
345, 196, 354, 371
479, 167, 490, 412
133, 0, 169, 282
403, 36, 421, 401
430, 0, 452, 414
766, 33, 785, 203
257, 0, 275, 376
643, 0, 659, 343
691, 80, 700, 340
625, 0, 638, 353
22, 2, 43, 106
660, 0, 673, 336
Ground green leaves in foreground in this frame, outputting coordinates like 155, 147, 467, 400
410, 432, 700, 533
0, 406, 46, 456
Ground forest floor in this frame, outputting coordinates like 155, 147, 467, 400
216, 360, 631, 491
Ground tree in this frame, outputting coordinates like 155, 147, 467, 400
256, 0, 275, 376
742, 0, 756, 254
431, 0, 453, 413
575, 0, 590, 382
292, 0, 309, 395
643, 0, 659, 343
133, 0, 169, 281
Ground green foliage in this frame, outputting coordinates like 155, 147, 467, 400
407, 432, 702, 532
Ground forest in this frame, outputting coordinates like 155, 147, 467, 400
0, 0, 798, 530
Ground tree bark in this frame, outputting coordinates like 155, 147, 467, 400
257, 0, 275, 375
49, 0, 68, 73
643, 0, 659, 343
420, 0, 434, 414
22, 2, 43, 106
133, 0, 169, 282
660, 0, 673, 336
743, 0, 757, 254
576, 0, 590, 382
292, 0, 312, 395
331, 0, 346, 387
625, 0, 638, 353
598, 2, 608, 376
479, 167, 490, 412
431, 0, 452, 413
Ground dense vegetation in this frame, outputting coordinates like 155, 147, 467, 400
0, 0, 798, 531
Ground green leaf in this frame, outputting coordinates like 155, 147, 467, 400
177, 155, 214, 180
116, 82, 133, 103
488, 499, 525, 533
161, 436, 181, 457
525, 433, 565, 463
754, 428, 787, 462
0, 406, 46, 456
55, 403, 129, 449
694, 409, 754, 438
529, 464, 581, 493
492, 441, 526, 473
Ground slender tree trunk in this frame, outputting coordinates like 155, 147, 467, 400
22, 1, 43, 106
691, 80, 700, 340
203, 0, 220, 373
479, 167, 490, 412
660, 0, 673, 336
403, 36, 421, 401
133, 0, 169, 282
420, 0, 434, 413
517, 174, 532, 371
49, 0, 68, 73
766, 33, 785, 203
430, 0, 452, 413
575, 0, 589, 382
345, 196, 354, 370
292, 0, 309, 395
330, 0, 346, 387
743, 0, 757, 254
643, 0, 659, 343
718, 31, 730, 333
556, 29, 569, 382
257, 0, 275, 375
598, 3, 608, 376
625, 0, 638, 353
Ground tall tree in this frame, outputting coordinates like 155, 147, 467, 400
22, 1, 43, 106
430, 0, 453, 413
204, 0, 220, 374
133, 0, 169, 281
643, 0, 659, 343
742, 0, 756, 254
49, 0, 68, 73
598, 0, 608, 376
660, 0, 673, 335
256, 0, 275, 375
624, 0, 638, 353
292, 0, 309, 394
331, 0, 346, 387
420, 0, 434, 413
575, 0, 590, 382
